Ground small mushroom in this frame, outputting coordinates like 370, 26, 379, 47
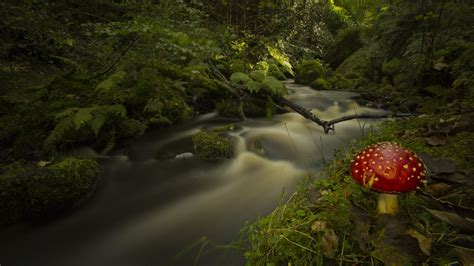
350, 141, 427, 214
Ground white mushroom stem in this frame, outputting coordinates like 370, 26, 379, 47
377, 193, 398, 214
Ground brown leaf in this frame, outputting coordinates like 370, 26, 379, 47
406, 229, 432, 256
432, 172, 474, 187
321, 229, 339, 257
419, 153, 457, 175
424, 183, 452, 197
426, 134, 447, 146
425, 208, 474, 233
454, 247, 474, 266
350, 205, 372, 253
371, 215, 424, 264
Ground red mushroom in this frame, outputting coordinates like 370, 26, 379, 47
350, 141, 427, 214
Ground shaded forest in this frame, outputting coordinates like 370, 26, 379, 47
1, 0, 473, 265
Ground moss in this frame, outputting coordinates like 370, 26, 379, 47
328, 73, 353, 90
24, 157, 99, 218
294, 60, 326, 85
310, 78, 330, 90
192, 131, 232, 160
0, 157, 99, 224
336, 41, 383, 82
325, 26, 365, 68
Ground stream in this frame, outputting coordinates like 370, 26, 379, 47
0, 81, 388, 266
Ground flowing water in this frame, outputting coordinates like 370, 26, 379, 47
0, 82, 388, 266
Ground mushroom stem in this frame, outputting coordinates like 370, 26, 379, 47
377, 193, 398, 214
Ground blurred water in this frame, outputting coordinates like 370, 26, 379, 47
0, 81, 387, 266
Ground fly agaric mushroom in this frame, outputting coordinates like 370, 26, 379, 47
350, 142, 427, 214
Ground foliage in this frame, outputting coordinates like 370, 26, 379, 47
44, 104, 128, 150
192, 131, 232, 160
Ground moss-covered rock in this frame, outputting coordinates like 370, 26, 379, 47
294, 60, 326, 85
25, 157, 99, 217
0, 157, 99, 224
310, 78, 330, 90
325, 26, 365, 68
192, 131, 232, 160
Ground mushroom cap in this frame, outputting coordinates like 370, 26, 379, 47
350, 142, 427, 193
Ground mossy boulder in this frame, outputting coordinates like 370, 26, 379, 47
295, 60, 326, 85
325, 26, 365, 68
311, 78, 330, 90
0, 157, 99, 224
192, 131, 232, 160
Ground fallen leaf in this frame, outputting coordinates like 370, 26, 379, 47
321, 229, 338, 257
425, 208, 474, 233
419, 153, 457, 175
311, 220, 327, 232
432, 172, 474, 187
424, 183, 452, 197
37, 161, 52, 167
454, 247, 474, 266
371, 215, 424, 264
350, 205, 372, 253
406, 229, 432, 256
426, 135, 447, 146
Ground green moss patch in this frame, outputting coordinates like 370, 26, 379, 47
192, 131, 232, 160
0, 157, 99, 224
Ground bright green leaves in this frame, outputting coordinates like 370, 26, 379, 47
267, 44, 294, 76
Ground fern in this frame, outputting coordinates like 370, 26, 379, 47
95, 71, 127, 93
261, 76, 286, 97
230, 72, 251, 84
45, 104, 127, 149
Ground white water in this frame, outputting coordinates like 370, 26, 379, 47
0, 82, 387, 266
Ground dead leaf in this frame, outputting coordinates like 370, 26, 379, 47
350, 205, 372, 253
426, 134, 447, 146
424, 183, 452, 196
371, 215, 424, 264
419, 153, 457, 175
425, 208, 474, 233
311, 220, 327, 232
321, 229, 339, 257
406, 229, 432, 256
454, 247, 474, 266
37, 161, 52, 167
432, 172, 474, 187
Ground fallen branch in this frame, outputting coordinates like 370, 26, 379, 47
207, 61, 415, 133
274, 96, 414, 133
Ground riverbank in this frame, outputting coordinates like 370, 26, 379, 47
243, 107, 474, 265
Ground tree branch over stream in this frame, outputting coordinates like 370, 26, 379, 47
208, 61, 415, 133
